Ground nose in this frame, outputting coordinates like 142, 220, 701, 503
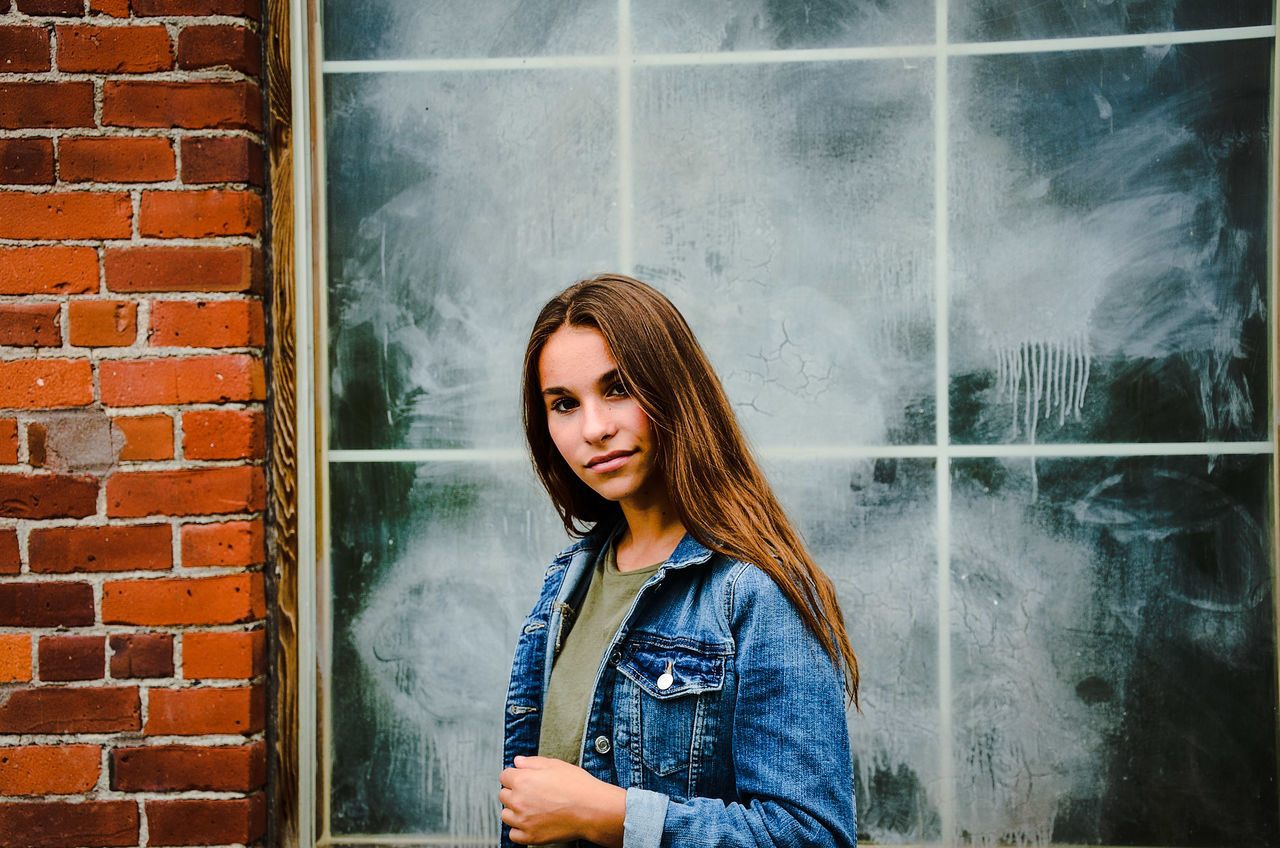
580, 397, 617, 443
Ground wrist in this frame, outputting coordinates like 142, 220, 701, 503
579, 780, 627, 848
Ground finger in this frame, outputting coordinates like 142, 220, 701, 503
499, 767, 519, 788
499, 806, 518, 826
497, 787, 512, 806
508, 827, 530, 844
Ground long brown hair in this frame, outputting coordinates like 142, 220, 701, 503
522, 274, 860, 707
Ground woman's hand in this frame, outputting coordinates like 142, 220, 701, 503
498, 756, 626, 847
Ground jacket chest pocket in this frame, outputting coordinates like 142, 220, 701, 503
616, 638, 727, 786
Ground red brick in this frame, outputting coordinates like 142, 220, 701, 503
29, 524, 172, 573
61, 136, 176, 184
179, 136, 262, 186
0, 530, 18, 574
0, 359, 94, 408
112, 413, 173, 461
0, 421, 14, 466
0, 582, 94, 626
26, 422, 46, 467
146, 795, 264, 846
38, 634, 105, 681
183, 629, 263, 680
103, 573, 264, 625
140, 189, 262, 238
177, 25, 259, 75
181, 408, 264, 460
14, 0, 83, 16
103, 81, 262, 131
0, 247, 98, 296
182, 519, 262, 568
113, 741, 264, 791
0, 635, 31, 683
0, 745, 101, 796
0, 28, 49, 75
104, 245, 261, 293
145, 685, 264, 736
108, 632, 173, 678
68, 299, 136, 347
150, 299, 264, 348
0, 800, 137, 848
99, 354, 264, 406
133, 0, 259, 17
0, 473, 97, 519
0, 82, 94, 129
89, 0, 131, 16
57, 24, 172, 73
0, 303, 61, 347
0, 688, 139, 733
0, 191, 131, 240
107, 466, 264, 518
0, 138, 54, 184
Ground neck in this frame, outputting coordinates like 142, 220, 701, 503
615, 497, 686, 573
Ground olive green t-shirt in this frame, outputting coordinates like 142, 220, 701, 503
537, 542, 662, 766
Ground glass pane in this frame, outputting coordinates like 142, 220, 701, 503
952, 0, 1272, 43
327, 461, 561, 837
633, 61, 936, 447
324, 70, 619, 450
950, 41, 1270, 445
951, 454, 1277, 845
769, 457, 942, 843
322, 0, 617, 61
631, 0, 934, 54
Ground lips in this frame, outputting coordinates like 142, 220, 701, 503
586, 449, 637, 472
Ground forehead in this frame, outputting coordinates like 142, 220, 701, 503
538, 325, 618, 390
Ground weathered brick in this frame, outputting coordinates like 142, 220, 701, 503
111, 740, 264, 791
0, 530, 18, 574
0, 688, 140, 733
0, 359, 94, 408
29, 524, 172, 573
15, 0, 83, 14
0, 138, 54, 184
146, 795, 265, 846
145, 685, 264, 736
181, 519, 263, 568
112, 413, 173, 460
89, 0, 131, 16
177, 25, 260, 75
108, 632, 173, 678
0, 83, 95, 129
67, 299, 136, 347
183, 629, 264, 680
57, 24, 173, 73
0, 800, 137, 848
0, 247, 98, 296
37, 634, 105, 681
150, 299, 264, 347
107, 466, 265, 517
0, 745, 101, 796
181, 408, 264, 460
103, 573, 264, 625
27, 422, 47, 467
60, 136, 176, 184
0, 303, 61, 347
140, 189, 262, 238
0, 27, 52, 73
0, 473, 97, 519
0, 582, 94, 626
0, 421, 14, 466
0, 635, 31, 683
179, 135, 263, 186
133, 0, 260, 17
104, 245, 261, 293
103, 81, 262, 131
0, 191, 132, 240
99, 355, 264, 406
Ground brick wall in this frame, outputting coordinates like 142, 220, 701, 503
0, 0, 268, 845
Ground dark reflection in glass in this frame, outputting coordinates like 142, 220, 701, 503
322, 0, 616, 61
950, 40, 1269, 444
950, 454, 1276, 845
328, 461, 560, 837
767, 457, 940, 843
632, 0, 934, 53
324, 71, 618, 451
953, 0, 1271, 43
633, 61, 936, 446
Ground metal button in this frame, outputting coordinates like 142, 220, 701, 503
608, 650, 622, 665
656, 659, 674, 691
594, 735, 611, 754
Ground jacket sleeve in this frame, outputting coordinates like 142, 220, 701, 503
622, 564, 858, 848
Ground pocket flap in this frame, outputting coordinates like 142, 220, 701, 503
617, 636, 726, 699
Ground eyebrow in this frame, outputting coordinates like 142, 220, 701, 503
541, 368, 621, 397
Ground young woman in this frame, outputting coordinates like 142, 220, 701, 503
499, 274, 859, 848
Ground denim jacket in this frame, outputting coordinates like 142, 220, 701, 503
502, 526, 857, 848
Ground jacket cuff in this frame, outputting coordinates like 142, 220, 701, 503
623, 787, 668, 848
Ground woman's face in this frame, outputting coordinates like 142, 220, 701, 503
538, 325, 664, 511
